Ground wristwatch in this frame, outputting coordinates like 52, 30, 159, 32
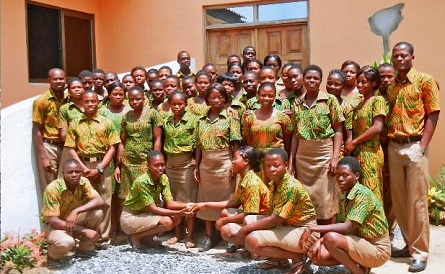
96, 164, 104, 174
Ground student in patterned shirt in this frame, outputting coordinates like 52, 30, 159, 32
59, 78, 85, 141
121, 74, 136, 96
242, 82, 293, 153
305, 156, 390, 274
194, 83, 242, 251
187, 71, 211, 116
341, 60, 363, 109
158, 75, 180, 119
149, 80, 166, 110
241, 70, 259, 102
65, 90, 121, 247
158, 65, 172, 81
33, 68, 69, 192
42, 159, 104, 259
202, 63, 219, 83
217, 73, 246, 119
345, 66, 388, 200
115, 87, 163, 201
120, 151, 193, 250
289, 65, 345, 225
241, 45, 256, 71
163, 92, 199, 248
246, 59, 263, 75
237, 148, 318, 272
191, 146, 270, 254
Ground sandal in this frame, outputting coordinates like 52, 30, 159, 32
257, 259, 291, 270
127, 235, 146, 251
185, 240, 196, 248
287, 260, 311, 274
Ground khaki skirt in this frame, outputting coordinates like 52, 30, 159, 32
296, 138, 339, 220
196, 149, 235, 221
166, 152, 198, 203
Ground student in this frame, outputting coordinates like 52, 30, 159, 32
176, 50, 195, 80
241, 70, 259, 101
194, 83, 242, 251
59, 78, 85, 141
187, 70, 211, 116
202, 63, 218, 83
146, 68, 159, 86
241, 46, 256, 71
163, 92, 199, 248
158, 65, 172, 81
228, 63, 244, 84
182, 75, 198, 99
279, 64, 306, 116
289, 65, 345, 225
149, 80, 166, 110
341, 60, 363, 109
79, 70, 94, 90
242, 83, 293, 153
105, 71, 120, 92
264, 54, 283, 90
42, 159, 104, 260
33, 68, 69, 192
345, 66, 387, 200
217, 73, 246, 119
191, 146, 270, 254
65, 90, 121, 247
98, 83, 131, 237
305, 156, 390, 274
237, 148, 318, 272
226, 54, 242, 68
278, 63, 301, 99
120, 151, 193, 250
246, 59, 263, 75
114, 86, 163, 201
131, 66, 149, 92
122, 74, 136, 94
326, 69, 354, 155
158, 75, 180, 119
92, 69, 107, 101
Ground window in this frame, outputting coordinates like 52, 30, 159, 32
26, 2, 95, 82
206, 1, 308, 27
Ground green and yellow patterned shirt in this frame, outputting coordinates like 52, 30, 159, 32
270, 172, 316, 226
340, 99, 353, 131
32, 89, 69, 141
242, 110, 293, 150
186, 98, 209, 117
98, 105, 131, 132
121, 108, 163, 162
337, 183, 388, 240
229, 99, 246, 120
246, 96, 291, 112
163, 111, 198, 154
341, 88, 363, 110
196, 107, 242, 151
293, 91, 345, 140
124, 173, 173, 212
65, 113, 121, 156
41, 177, 99, 223
58, 102, 84, 129
232, 170, 270, 214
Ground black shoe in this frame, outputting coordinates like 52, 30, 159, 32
408, 259, 427, 272
198, 236, 213, 252
391, 245, 410, 257
226, 243, 239, 253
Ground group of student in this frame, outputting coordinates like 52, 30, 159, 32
35, 41, 440, 274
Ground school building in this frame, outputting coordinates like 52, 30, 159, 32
1, 0, 445, 232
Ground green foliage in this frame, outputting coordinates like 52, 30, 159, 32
369, 51, 393, 69
429, 166, 445, 225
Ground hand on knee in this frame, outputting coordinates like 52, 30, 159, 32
159, 217, 175, 230
244, 234, 260, 253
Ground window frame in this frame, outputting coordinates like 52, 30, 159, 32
26, 1, 96, 83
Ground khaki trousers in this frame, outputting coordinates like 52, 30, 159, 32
46, 210, 102, 259
37, 142, 63, 192
84, 161, 112, 241
388, 140, 429, 261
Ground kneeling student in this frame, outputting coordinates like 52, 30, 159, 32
191, 146, 270, 253
120, 151, 193, 249
235, 148, 319, 273
303, 156, 390, 274
42, 159, 104, 260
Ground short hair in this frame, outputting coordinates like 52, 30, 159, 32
260, 66, 277, 76
168, 91, 188, 104
341, 60, 360, 72
358, 66, 381, 90
131, 66, 147, 76
195, 70, 212, 81
205, 82, 229, 104
83, 89, 98, 99
243, 70, 258, 79
92, 68, 105, 74
281, 62, 299, 73
78, 70, 92, 79
165, 75, 180, 84
328, 69, 347, 84
202, 63, 217, 70
337, 156, 361, 174
122, 74, 135, 81
393, 41, 414, 55
378, 63, 394, 70
265, 148, 288, 162
258, 82, 276, 94
227, 54, 241, 65
303, 64, 323, 79
158, 65, 173, 74
147, 68, 159, 75
107, 82, 124, 92
228, 63, 244, 74
63, 158, 81, 170
182, 75, 196, 84
242, 45, 256, 54
217, 73, 238, 86
239, 146, 264, 173
286, 64, 303, 74
129, 86, 144, 94
150, 79, 164, 88
68, 77, 82, 88
247, 59, 264, 70
147, 150, 164, 162
263, 54, 282, 69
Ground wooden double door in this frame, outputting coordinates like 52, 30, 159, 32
207, 23, 308, 73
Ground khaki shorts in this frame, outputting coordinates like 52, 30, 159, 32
227, 213, 258, 235
346, 234, 391, 268
120, 207, 161, 235
246, 215, 318, 253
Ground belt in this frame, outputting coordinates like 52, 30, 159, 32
43, 138, 64, 146
391, 136, 422, 144
80, 155, 104, 162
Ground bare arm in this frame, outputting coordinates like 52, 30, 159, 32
153, 126, 163, 151
33, 122, 50, 170
288, 133, 298, 175
329, 122, 343, 174
309, 220, 359, 235
147, 202, 186, 216
420, 111, 440, 151
348, 116, 384, 150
